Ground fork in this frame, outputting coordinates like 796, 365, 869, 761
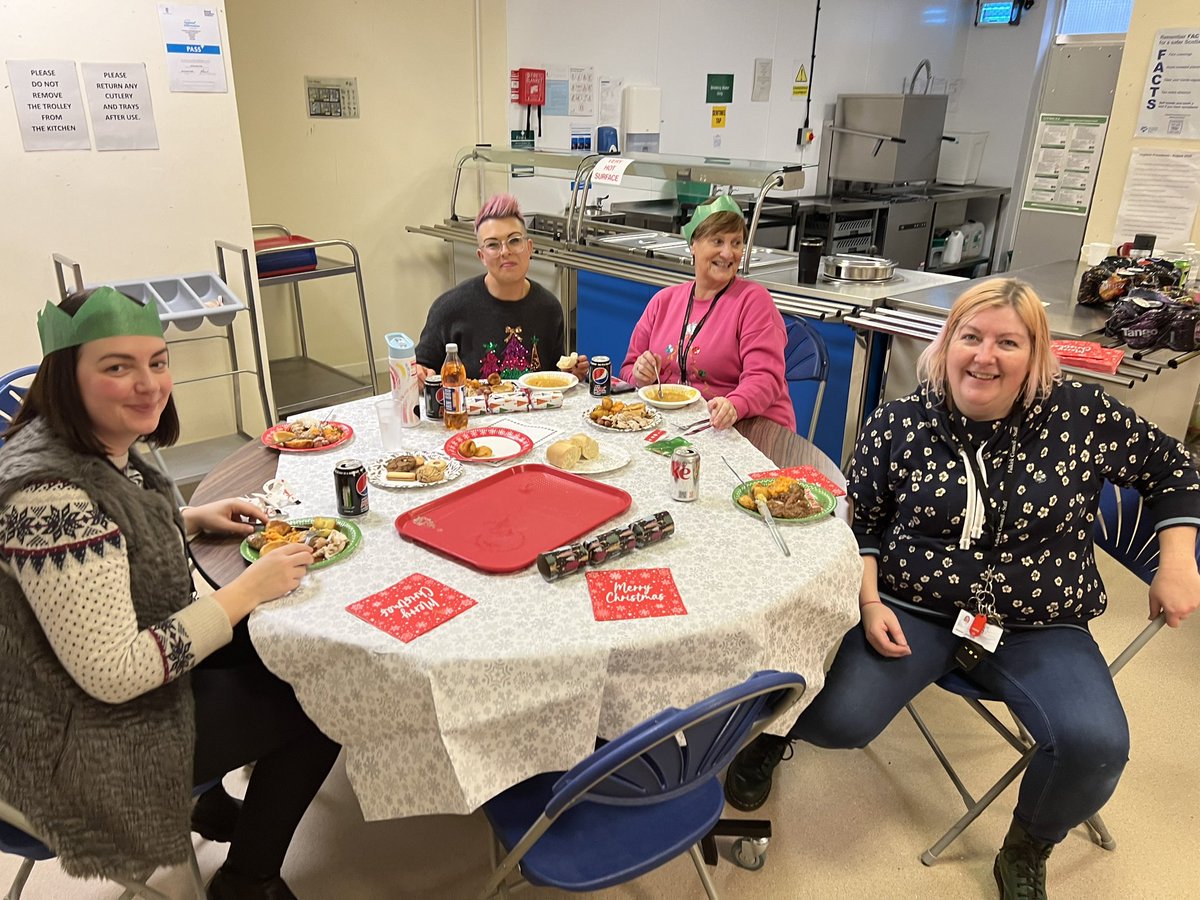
675, 416, 711, 432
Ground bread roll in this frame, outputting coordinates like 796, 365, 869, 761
547, 440, 582, 470
568, 433, 600, 460
557, 352, 578, 371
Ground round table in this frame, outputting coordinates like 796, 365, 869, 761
188, 395, 860, 820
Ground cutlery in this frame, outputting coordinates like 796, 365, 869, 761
653, 357, 663, 400
676, 416, 711, 432
683, 422, 713, 437
721, 456, 790, 557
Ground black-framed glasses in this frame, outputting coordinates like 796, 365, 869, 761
478, 234, 529, 256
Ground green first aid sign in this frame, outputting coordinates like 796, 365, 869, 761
706, 74, 733, 104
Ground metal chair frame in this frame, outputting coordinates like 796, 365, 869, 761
905, 481, 1186, 865
0, 366, 39, 442
780, 314, 829, 442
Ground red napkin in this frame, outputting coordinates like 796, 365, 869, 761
346, 574, 476, 643
746, 465, 845, 497
587, 568, 687, 621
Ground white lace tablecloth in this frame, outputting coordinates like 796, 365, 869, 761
249, 391, 862, 820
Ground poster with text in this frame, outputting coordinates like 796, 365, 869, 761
158, 4, 228, 92
80, 63, 158, 150
6, 60, 91, 151
1137, 29, 1200, 139
1113, 150, 1200, 249
1021, 114, 1108, 216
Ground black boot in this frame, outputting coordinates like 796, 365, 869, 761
723, 734, 793, 812
191, 783, 243, 843
207, 866, 297, 900
993, 819, 1053, 900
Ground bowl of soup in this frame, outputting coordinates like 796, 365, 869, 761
638, 384, 701, 409
517, 371, 579, 391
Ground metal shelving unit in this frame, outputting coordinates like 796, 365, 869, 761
253, 225, 378, 417
52, 242, 273, 502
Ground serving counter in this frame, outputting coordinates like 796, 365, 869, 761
847, 259, 1200, 444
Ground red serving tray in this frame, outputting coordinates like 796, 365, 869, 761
394, 463, 632, 573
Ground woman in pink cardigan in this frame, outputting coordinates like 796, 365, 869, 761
620, 194, 795, 430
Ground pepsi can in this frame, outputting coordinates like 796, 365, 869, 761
589, 355, 612, 397
334, 459, 369, 516
422, 375, 444, 420
670, 447, 700, 502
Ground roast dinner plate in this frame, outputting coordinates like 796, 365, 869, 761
240, 517, 362, 570
730, 480, 836, 525
261, 420, 354, 452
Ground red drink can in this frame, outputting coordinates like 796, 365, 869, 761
670, 447, 700, 502
589, 355, 612, 397
334, 459, 369, 516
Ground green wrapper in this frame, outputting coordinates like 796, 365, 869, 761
646, 437, 693, 457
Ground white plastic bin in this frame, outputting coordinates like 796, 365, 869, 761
938, 131, 988, 186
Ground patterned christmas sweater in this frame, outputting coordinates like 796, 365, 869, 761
415, 274, 566, 379
0, 470, 231, 704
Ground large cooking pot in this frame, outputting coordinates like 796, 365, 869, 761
820, 253, 898, 283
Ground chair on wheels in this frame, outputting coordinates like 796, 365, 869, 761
479, 670, 806, 900
1, 780, 216, 900
781, 314, 829, 441
0, 365, 39, 445
904, 480, 1190, 865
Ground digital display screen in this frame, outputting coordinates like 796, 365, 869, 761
977, 1, 1014, 26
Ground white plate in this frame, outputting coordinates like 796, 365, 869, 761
581, 406, 663, 433
637, 384, 702, 410
543, 444, 632, 476
367, 453, 464, 489
517, 371, 579, 391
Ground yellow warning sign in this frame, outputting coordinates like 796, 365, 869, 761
792, 64, 809, 97
711, 105, 727, 128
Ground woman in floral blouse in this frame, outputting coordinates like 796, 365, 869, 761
725, 278, 1200, 899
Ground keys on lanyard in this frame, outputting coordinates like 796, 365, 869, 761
952, 567, 1005, 671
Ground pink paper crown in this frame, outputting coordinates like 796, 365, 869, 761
38, 286, 164, 355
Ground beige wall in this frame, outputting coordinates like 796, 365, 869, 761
1086, 0, 1200, 247
225, 0, 509, 376
0, 1, 264, 440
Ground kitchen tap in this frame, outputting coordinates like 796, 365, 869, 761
908, 58, 932, 94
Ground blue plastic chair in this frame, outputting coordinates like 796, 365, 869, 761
781, 315, 828, 441
0, 780, 218, 899
0, 365, 38, 445
904, 480, 1189, 865
480, 670, 806, 899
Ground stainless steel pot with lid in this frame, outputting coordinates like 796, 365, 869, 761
820, 253, 898, 283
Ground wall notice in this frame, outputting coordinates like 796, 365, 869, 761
1113, 150, 1200, 249
80, 63, 158, 150
1136, 29, 1200, 139
6, 59, 91, 151
711, 106, 727, 128
158, 4, 228, 93
706, 73, 733, 104
569, 66, 594, 117
1021, 114, 1108, 216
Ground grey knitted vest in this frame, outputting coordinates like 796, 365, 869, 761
0, 419, 196, 879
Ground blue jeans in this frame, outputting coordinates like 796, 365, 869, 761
788, 604, 1129, 844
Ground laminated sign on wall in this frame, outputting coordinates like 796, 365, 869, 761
6, 60, 91, 151
1022, 114, 1108, 216
1137, 29, 1200, 139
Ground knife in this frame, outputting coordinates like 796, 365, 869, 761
755, 494, 791, 557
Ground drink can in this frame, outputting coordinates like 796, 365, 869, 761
670, 447, 700, 502
334, 459, 369, 516
589, 355, 612, 397
423, 375, 444, 420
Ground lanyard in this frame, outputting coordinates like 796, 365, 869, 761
947, 412, 1020, 544
675, 279, 733, 385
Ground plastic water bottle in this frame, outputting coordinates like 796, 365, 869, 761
441, 343, 469, 430
386, 332, 421, 427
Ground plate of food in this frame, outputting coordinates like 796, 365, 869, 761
444, 426, 535, 462
544, 433, 632, 476
367, 452, 463, 489
466, 374, 519, 396
517, 370, 579, 391
731, 478, 836, 525
584, 398, 662, 432
261, 418, 353, 452
638, 384, 702, 410
240, 517, 362, 569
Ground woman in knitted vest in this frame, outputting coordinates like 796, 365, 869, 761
0, 288, 340, 900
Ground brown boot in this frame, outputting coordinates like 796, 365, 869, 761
993, 819, 1053, 900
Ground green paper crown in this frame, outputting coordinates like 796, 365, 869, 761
38, 286, 165, 355
681, 193, 743, 242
